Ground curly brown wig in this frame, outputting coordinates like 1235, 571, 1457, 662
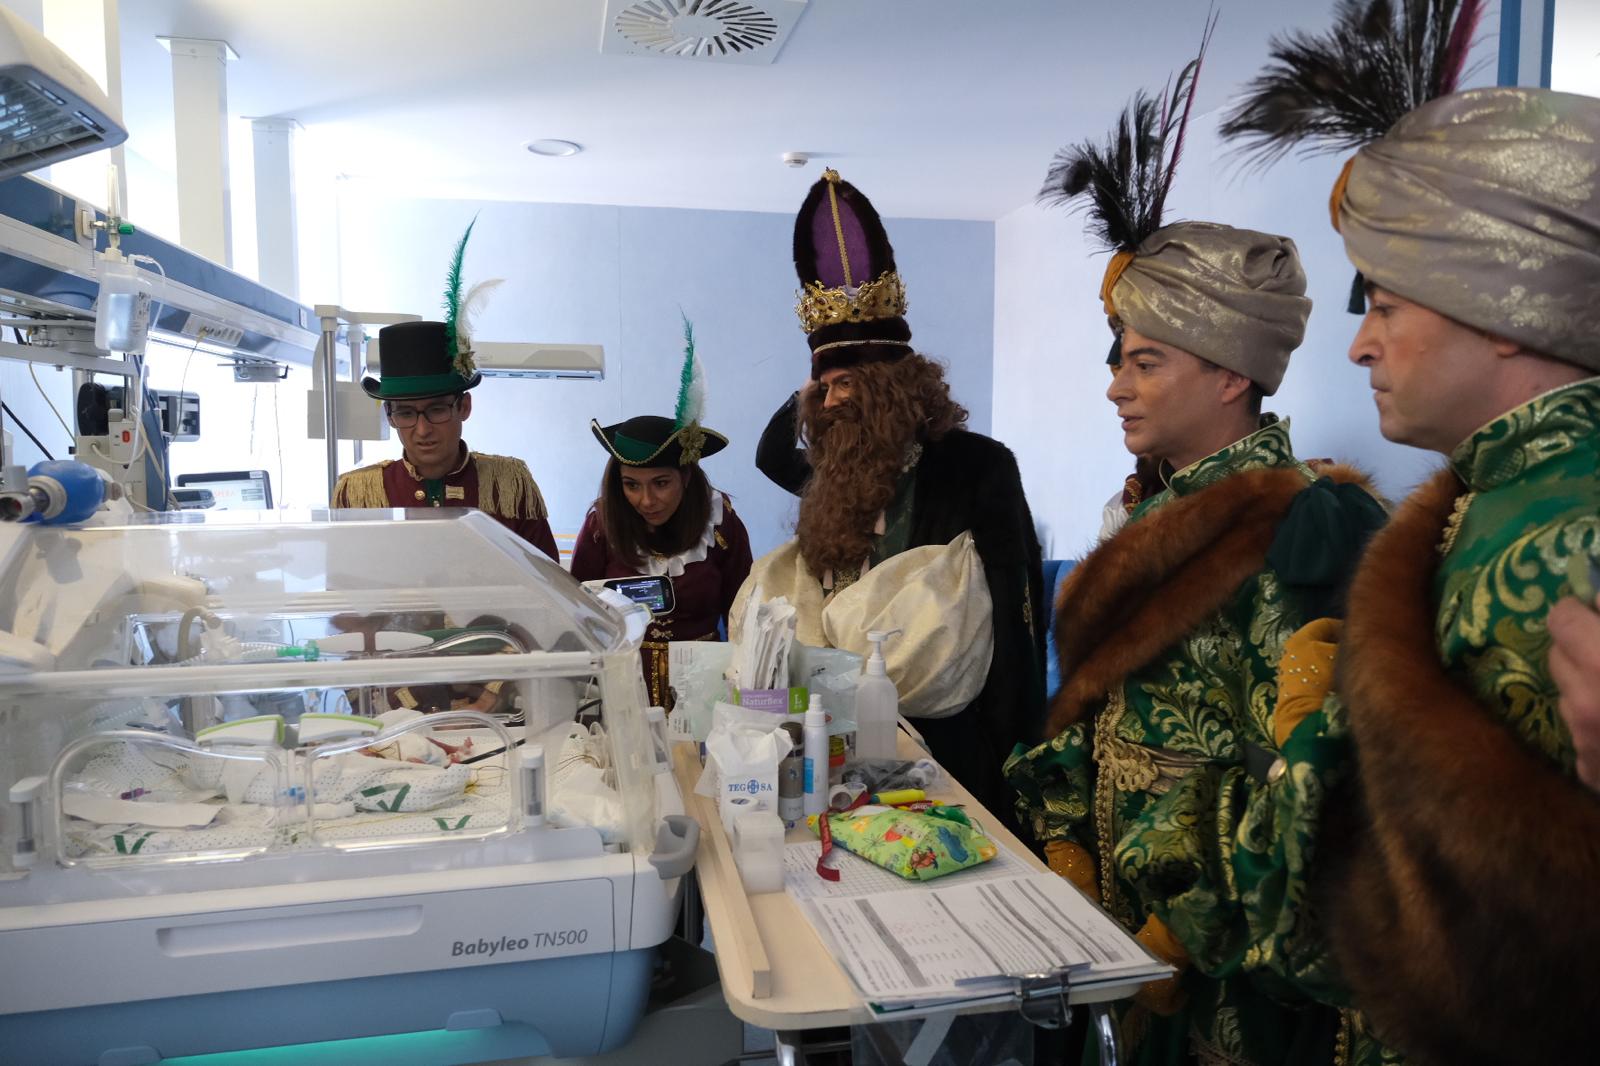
795, 354, 969, 576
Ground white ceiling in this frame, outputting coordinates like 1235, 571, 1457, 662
79, 0, 1535, 220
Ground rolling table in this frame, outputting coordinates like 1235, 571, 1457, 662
672, 730, 1131, 1064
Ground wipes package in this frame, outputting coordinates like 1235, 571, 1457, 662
695, 701, 793, 829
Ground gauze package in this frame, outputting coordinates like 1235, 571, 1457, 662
671, 642, 863, 742
733, 588, 798, 692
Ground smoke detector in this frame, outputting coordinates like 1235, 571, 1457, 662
601, 0, 808, 65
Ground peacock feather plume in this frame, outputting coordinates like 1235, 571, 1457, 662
673, 312, 708, 464
1039, 10, 1217, 253
1220, 0, 1487, 167
674, 313, 705, 430
442, 216, 476, 372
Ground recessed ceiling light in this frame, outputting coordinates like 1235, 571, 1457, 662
525, 139, 582, 157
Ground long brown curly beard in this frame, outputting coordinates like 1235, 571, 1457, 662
795, 354, 968, 577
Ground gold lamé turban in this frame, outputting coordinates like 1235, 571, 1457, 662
1335, 88, 1600, 370
1107, 221, 1312, 395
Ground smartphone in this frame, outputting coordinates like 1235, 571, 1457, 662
596, 574, 675, 617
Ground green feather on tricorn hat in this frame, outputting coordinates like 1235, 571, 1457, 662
591, 313, 727, 467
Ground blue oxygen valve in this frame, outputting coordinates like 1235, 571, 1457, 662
0, 460, 118, 525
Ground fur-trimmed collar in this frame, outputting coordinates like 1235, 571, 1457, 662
1326, 468, 1600, 1066
1047, 462, 1370, 736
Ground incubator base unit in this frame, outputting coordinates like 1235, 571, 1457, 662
0, 509, 693, 1063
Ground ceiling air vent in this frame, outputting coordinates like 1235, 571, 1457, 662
601, 0, 808, 65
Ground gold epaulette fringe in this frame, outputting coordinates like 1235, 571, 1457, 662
472, 453, 548, 520
332, 462, 393, 509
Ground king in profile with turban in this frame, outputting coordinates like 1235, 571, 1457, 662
1005, 19, 1386, 1065
1223, 1, 1600, 1062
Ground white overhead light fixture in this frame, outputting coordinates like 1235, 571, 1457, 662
525, 139, 582, 157
0, 7, 128, 179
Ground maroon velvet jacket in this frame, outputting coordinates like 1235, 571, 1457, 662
332, 442, 558, 562
569, 496, 752, 709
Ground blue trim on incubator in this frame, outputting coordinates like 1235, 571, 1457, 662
0, 947, 656, 1065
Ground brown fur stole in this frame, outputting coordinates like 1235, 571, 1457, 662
1047, 463, 1368, 736
1326, 469, 1600, 1066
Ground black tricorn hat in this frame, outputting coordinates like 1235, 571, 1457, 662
793, 169, 913, 379
361, 321, 482, 400
590, 415, 728, 468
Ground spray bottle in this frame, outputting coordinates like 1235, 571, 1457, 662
802, 692, 829, 817
853, 629, 902, 760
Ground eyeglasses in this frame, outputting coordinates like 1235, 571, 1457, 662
385, 398, 459, 428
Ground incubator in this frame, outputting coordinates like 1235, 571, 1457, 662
0, 508, 696, 1064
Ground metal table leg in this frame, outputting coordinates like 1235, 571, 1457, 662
1090, 1003, 1120, 1066
774, 1029, 805, 1066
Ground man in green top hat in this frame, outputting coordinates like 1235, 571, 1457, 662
1220, 3, 1600, 1062
332, 230, 558, 563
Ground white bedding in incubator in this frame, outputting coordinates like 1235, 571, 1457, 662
61, 734, 510, 858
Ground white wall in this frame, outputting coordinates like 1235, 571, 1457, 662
320, 194, 995, 557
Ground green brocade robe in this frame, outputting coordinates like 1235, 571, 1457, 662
1429, 379, 1598, 770
1007, 417, 1378, 1066
1307, 377, 1600, 1066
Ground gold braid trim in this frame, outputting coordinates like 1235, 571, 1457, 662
824, 168, 854, 287
473, 453, 548, 520
1335, 1010, 1353, 1066
332, 462, 394, 509
1092, 688, 1131, 925
1436, 489, 1475, 557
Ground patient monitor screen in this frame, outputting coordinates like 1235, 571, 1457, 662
177, 472, 272, 510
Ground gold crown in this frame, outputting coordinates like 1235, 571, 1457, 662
795, 270, 908, 334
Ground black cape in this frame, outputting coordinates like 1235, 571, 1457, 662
757, 394, 1046, 834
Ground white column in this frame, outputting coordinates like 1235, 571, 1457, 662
1501, 0, 1555, 88
250, 118, 300, 296
161, 36, 237, 266
41, 0, 126, 210
1517, 0, 1553, 88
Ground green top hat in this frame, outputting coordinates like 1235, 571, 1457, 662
362, 321, 481, 400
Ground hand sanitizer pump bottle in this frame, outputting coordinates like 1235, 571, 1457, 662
853, 629, 901, 760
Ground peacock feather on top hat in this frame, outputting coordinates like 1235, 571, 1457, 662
362, 217, 503, 400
